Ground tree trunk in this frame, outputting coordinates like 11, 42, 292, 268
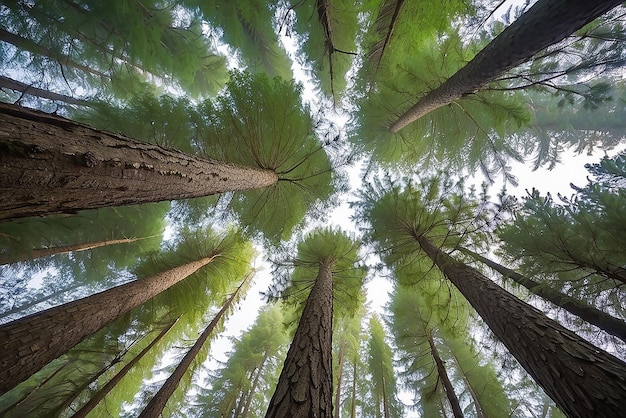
0, 283, 83, 320
70, 318, 179, 418
241, 351, 269, 418
334, 340, 346, 418
0, 255, 215, 395
0, 28, 108, 78
138, 275, 249, 418
459, 246, 626, 343
427, 329, 464, 418
0, 236, 153, 266
389, 0, 623, 132
265, 262, 334, 418
350, 357, 357, 418
0, 102, 279, 220
0, 75, 89, 106
417, 235, 626, 418
234, 369, 256, 418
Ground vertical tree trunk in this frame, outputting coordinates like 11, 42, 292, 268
458, 246, 626, 342
138, 275, 249, 418
0, 75, 89, 106
427, 329, 464, 418
0, 255, 216, 395
234, 369, 256, 418
334, 340, 346, 418
0, 236, 154, 266
265, 263, 334, 418
70, 318, 180, 418
389, 0, 623, 132
0, 102, 279, 220
417, 235, 626, 418
350, 357, 357, 418
241, 351, 269, 418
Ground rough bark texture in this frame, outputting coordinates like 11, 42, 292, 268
0, 256, 214, 395
389, 0, 623, 132
0, 236, 146, 266
0, 102, 279, 220
71, 318, 179, 418
459, 247, 626, 343
0, 75, 89, 106
138, 276, 248, 418
427, 329, 464, 418
266, 263, 334, 418
417, 235, 626, 418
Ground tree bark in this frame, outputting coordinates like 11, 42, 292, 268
0, 255, 215, 395
458, 247, 626, 343
350, 357, 357, 418
0, 75, 90, 106
138, 275, 249, 418
0, 236, 151, 266
427, 329, 464, 418
389, 0, 623, 132
0, 102, 279, 220
417, 235, 626, 418
241, 351, 269, 418
334, 340, 346, 418
70, 318, 179, 418
266, 263, 334, 418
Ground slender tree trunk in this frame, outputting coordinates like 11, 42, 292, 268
266, 262, 334, 418
334, 340, 346, 418
0, 75, 89, 106
350, 357, 357, 418
0, 255, 216, 395
241, 351, 269, 418
458, 246, 626, 342
417, 235, 626, 418
380, 370, 389, 418
138, 275, 250, 418
389, 0, 623, 132
0, 28, 109, 78
427, 329, 464, 418
0, 360, 71, 416
234, 369, 256, 418
0, 283, 83, 320
0, 236, 154, 266
70, 318, 179, 418
0, 102, 279, 220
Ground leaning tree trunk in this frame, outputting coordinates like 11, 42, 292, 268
427, 329, 464, 418
266, 262, 334, 418
0, 236, 153, 266
0, 255, 216, 395
417, 235, 626, 418
389, 0, 623, 132
0, 102, 278, 220
0, 75, 89, 106
458, 246, 626, 343
138, 275, 250, 418
241, 351, 269, 418
70, 317, 180, 418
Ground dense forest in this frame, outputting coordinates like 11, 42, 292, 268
1, 0, 625, 417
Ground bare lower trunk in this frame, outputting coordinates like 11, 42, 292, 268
241, 351, 269, 418
334, 341, 346, 418
458, 247, 626, 342
70, 318, 179, 418
0, 236, 152, 266
389, 0, 623, 132
0, 256, 215, 395
417, 235, 626, 418
266, 263, 334, 418
138, 276, 249, 418
427, 329, 464, 418
0, 76, 89, 106
0, 103, 279, 220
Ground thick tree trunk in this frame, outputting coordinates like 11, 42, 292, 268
389, 0, 623, 132
417, 235, 626, 418
70, 318, 179, 418
0, 236, 151, 266
0, 75, 89, 106
0, 255, 215, 395
266, 263, 334, 418
0, 102, 279, 220
138, 276, 249, 418
427, 329, 464, 418
459, 247, 626, 342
